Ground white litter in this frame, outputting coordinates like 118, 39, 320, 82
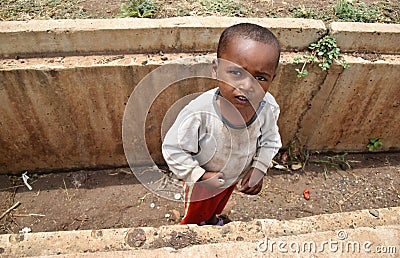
174, 193, 182, 200
164, 213, 171, 218
150, 202, 155, 208
19, 227, 31, 234
22, 172, 33, 190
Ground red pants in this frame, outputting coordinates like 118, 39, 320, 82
180, 182, 237, 224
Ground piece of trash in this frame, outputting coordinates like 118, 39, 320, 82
291, 163, 302, 171
174, 193, 182, 200
19, 227, 31, 234
150, 203, 155, 208
164, 213, 171, 218
303, 189, 310, 200
22, 172, 32, 190
369, 209, 379, 218
274, 164, 290, 171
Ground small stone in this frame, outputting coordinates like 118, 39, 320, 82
150, 203, 155, 208
165, 213, 171, 218
236, 236, 244, 241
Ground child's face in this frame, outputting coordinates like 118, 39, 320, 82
215, 37, 278, 111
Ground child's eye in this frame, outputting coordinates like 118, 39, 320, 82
228, 70, 242, 76
255, 75, 267, 82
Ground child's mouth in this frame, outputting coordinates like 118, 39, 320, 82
235, 95, 249, 104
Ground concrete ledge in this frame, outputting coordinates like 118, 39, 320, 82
0, 17, 326, 57
1, 18, 400, 173
1, 207, 398, 257
59, 226, 400, 257
1, 53, 400, 173
329, 22, 400, 54
2, 18, 400, 58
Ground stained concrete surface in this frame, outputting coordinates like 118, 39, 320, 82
1, 207, 398, 257
0, 18, 399, 173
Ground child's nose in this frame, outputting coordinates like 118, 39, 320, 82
237, 75, 255, 93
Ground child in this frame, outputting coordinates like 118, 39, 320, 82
162, 23, 282, 225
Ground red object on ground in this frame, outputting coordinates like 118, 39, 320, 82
303, 189, 310, 200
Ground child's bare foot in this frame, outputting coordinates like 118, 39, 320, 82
199, 214, 231, 226
206, 214, 219, 225
199, 214, 224, 226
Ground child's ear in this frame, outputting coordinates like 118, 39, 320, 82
212, 59, 218, 79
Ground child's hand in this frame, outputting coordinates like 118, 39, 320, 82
238, 168, 264, 195
198, 172, 225, 189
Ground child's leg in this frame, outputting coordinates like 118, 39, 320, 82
180, 183, 236, 225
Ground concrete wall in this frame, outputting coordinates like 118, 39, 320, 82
0, 17, 399, 174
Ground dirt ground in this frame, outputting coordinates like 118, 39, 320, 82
1, 0, 398, 23
1, 152, 399, 234
80, 0, 398, 23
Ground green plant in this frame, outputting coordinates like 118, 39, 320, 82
309, 153, 358, 180
117, 0, 158, 18
0, 0, 87, 20
200, 0, 250, 16
367, 138, 384, 151
289, 5, 320, 19
294, 35, 349, 78
334, 0, 381, 23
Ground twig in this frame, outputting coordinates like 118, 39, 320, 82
139, 192, 151, 202
63, 178, 71, 201
0, 201, 21, 220
323, 166, 329, 180
0, 179, 39, 191
12, 213, 45, 217
337, 190, 359, 212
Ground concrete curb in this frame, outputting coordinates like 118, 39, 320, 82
48, 226, 400, 257
1, 207, 398, 257
0, 17, 326, 57
329, 22, 400, 54
1, 17, 400, 58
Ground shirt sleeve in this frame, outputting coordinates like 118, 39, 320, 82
251, 104, 282, 174
161, 107, 206, 185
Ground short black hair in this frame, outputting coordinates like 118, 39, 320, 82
217, 23, 281, 65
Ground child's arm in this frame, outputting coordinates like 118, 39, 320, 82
162, 108, 204, 184
252, 101, 282, 175
240, 98, 282, 195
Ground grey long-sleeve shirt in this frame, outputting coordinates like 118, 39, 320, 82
162, 88, 281, 187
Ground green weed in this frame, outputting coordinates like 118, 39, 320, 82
288, 5, 324, 20
309, 153, 355, 180
294, 35, 349, 78
200, 0, 252, 16
334, 0, 392, 23
117, 0, 158, 18
367, 138, 384, 151
0, 0, 86, 20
